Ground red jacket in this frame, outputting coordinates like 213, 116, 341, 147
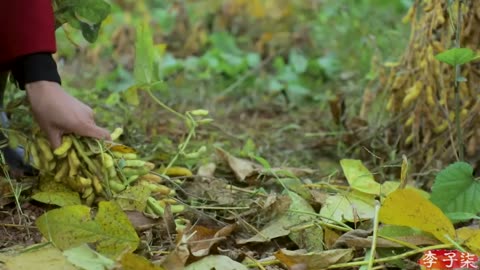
0, 0, 56, 65
0, 0, 59, 88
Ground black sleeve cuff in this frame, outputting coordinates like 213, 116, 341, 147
11, 53, 62, 90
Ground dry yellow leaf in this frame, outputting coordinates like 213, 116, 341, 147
378, 189, 455, 244
457, 227, 480, 255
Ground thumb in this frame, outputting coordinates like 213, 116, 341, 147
47, 129, 63, 149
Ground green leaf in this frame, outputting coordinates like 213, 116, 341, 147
63, 244, 115, 270
123, 85, 140, 106
430, 162, 480, 215
79, 22, 101, 43
435, 48, 477, 66
289, 49, 308, 74
73, 0, 110, 25
320, 191, 375, 223
251, 155, 271, 170
268, 78, 284, 92
340, 159, 381, 195
53, 0, 110, 43
446, 212, 480, 224
32, 191, 81, 207
134, 21, 155, 84
209, 32, 241, 55
36, 201, 140, 258
247, 52, 261, 68
240, 138, 256, 157
105, 92, 120, 106
114, 185, 151, 211
287, 83, 310, 96
278, 178, 313, 202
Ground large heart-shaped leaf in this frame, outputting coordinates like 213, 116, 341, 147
430, 162, 480, 215
36, 201, 140, 258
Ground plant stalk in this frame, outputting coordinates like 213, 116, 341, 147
455, 0, 464, 161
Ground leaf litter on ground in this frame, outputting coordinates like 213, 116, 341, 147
5, 147, 480, 269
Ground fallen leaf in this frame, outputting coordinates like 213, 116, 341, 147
63, 244, 115, 270
32, 191, 81, 207
340, 159, 381, 195
160, 233, 190, 270
189, 224, 236, 257
378, 225, 439, 246
379, 181, 400, 196
378, 188, 455, 244
181, 177, 244, 205
456, 227, 480, 255
36, 201, 140, 258
277, 178, 312, 201
197, 163, 216, 177
0, 245, 77, 270
311, 190, 329, 205
119, 253, 165, 270
319, 191, 375, 223
184, 255, 247, 270
115, 185, 151, 211
216, 147, 260, 182
380, 181, 430, 199
215, 148, 313, 184
125, 210, 158, 231
332, 229, 402, 248
260, 194, 292, 221
39, 177, 72, 192
238, 192, 324, 251
323, 227, 341, 249
274, 248, 354, 270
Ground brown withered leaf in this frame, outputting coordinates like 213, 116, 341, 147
160, 232, 191, 270
332, 229, 404, 249
181, 177, 247, 205
323, 227, 341, 250
125, 211, 158, 232
197, 163, 216, 178
216, 147, 315, 185
189, 224, 236, 257
215, 147, 261, 182
274, 248, 354, 270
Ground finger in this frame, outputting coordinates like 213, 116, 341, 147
75, 123, 111, 142
47, 130, 63, 149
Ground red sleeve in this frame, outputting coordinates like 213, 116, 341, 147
0, 0, 57, 65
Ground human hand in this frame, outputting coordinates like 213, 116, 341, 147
25, 81, 111, 148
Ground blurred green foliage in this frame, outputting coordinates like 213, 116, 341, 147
7, 0, 413, 158
54, 0, 412, 106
